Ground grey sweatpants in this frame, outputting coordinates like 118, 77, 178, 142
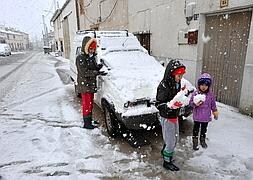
160, 117, 179, 162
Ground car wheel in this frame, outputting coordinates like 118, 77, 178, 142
103, 104, 119, 137
74, 84, 81, 98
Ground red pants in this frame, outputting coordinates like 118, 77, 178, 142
81, 93, 94, 116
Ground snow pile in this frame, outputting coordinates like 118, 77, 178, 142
167, 89, 190, 108
181, 78, 195, 93
185, 103, 253, 179
193, 94, 206, 104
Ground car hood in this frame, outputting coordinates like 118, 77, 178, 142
101, 51, 165, 102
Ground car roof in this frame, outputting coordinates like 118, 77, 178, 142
74, 30, 133, 43
0, 43, 10, 47
0, 46, 6, 50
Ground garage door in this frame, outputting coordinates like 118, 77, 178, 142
202, 10, 252, 107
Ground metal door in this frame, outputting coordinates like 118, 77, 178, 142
202, 11, 252, 107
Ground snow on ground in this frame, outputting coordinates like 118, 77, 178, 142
0, 52, 253, 179
182, 103, 253, 179
11, 51, 27, 55
0, 52, 154, 179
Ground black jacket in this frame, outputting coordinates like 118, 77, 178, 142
76, 37, 102, 93
156, 60, 185, 118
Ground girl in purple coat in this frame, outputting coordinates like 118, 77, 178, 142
189, 73, 219, 150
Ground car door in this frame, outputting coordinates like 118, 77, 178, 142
94, 58, 110, 106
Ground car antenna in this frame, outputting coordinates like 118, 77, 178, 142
122, 38, 128, 47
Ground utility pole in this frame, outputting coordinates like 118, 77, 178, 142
42, 15, 49, 46
75, 0, 80, 30
54, 0, 57, 11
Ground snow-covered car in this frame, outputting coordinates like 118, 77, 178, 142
0, 43, 11, 56
69, 30, 194, 137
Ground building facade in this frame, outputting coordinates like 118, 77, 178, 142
51, 0, 77, 59
0, 26, 30, 51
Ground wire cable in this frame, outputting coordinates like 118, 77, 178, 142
100, 0, 118, 23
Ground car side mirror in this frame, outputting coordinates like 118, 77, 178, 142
100, 59, 111, 71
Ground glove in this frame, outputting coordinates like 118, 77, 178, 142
168, 101, 183, 109
98, 71, 107, 76
97, 64, 103, 70
213, 111, 219, 120
174, 101, 183, 107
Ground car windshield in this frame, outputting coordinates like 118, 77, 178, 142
100, 36, 142, 52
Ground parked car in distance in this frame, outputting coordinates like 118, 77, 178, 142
43, 46, 51, 54
0, 43, 11, 56
69, 30, 194, 137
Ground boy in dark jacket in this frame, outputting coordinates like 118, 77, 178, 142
156, 59, 186, 171
76, 37, 106, 129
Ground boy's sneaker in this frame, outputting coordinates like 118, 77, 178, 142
163, 160, 180, 171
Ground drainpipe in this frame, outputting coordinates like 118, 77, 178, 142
75, 0, 80, 30
99, 0, 107, 22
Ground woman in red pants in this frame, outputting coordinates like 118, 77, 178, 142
76, 36, 105, 129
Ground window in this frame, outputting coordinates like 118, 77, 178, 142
60, 40, 64, 52
135, 32, 151, 54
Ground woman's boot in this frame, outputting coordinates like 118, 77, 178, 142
83, 116, 97, 129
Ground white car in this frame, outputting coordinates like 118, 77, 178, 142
69, 30, 193, 137
0, 43, 11, 56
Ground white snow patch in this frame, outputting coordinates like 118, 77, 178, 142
193, 94, 206, 104
202, 33, 211, 43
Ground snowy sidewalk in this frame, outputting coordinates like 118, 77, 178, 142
181, 102, 253, 179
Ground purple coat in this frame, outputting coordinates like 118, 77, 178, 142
189, 73, 217, 122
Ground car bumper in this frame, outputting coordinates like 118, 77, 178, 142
117, 112, 159, 130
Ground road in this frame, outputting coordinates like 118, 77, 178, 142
2, 52, 251, 180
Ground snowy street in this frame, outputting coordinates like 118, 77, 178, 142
0, 52, 253, 179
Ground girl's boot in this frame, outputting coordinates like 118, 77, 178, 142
200, 136, 207, 148
192, 136, 199, 150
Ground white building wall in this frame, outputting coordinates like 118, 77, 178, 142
53, 13, 64, 51
61, 0, 77, 58
239, 10, 253, 116
196, 0, 253, 14
128, 0, 199, 83
79, 0, 128, 31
